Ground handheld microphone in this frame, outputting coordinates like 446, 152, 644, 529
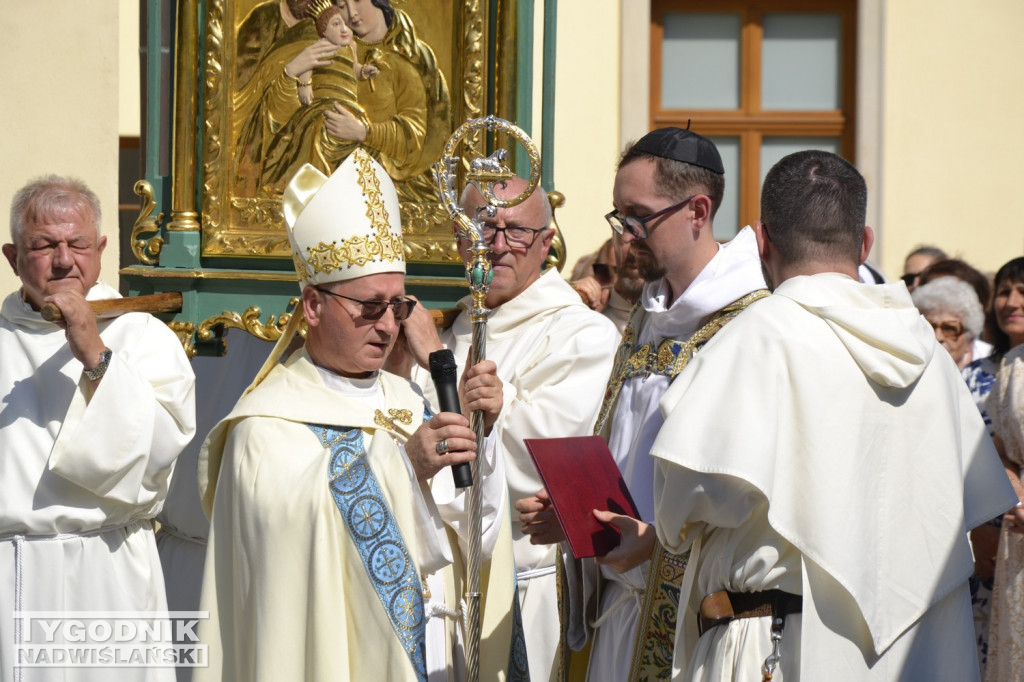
429, 349, 473, 488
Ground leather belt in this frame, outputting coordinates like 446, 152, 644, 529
698, 589, 803, 636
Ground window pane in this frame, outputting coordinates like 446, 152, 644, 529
708, 136, 740, 240
762, 13, 841, 110
662, 13, 741, 110
760, 137, 841, 185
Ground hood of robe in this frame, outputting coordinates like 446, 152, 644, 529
773, 273, 933, 389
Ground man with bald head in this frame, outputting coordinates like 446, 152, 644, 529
401, 177, 620, 680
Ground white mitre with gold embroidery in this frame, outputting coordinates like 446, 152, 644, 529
282, 148, 405, 286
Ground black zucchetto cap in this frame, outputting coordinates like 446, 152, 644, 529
633, 127, 724, 174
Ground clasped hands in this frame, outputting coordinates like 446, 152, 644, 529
516, 489, 656, 573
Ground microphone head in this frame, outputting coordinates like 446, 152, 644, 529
428, 349, 458, 382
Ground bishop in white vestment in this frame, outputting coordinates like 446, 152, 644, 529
197, 150, 525, 682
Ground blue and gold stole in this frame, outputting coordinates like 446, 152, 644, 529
311, 424, 428, 682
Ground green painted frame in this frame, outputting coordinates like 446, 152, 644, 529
125, 0, 557, 356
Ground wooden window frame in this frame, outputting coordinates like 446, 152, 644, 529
651, 0, 857, 229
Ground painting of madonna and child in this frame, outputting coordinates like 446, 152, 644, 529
204, 0, 481, 261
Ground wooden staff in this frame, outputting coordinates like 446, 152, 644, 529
429, 307, 460, 329
40, 291, 183, 322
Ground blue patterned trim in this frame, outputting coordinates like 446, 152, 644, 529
311, 424, 427, 681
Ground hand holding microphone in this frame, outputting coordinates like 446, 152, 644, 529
429, 349, 474, 488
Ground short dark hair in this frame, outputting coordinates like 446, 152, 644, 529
906, 245, 948, 264
990, 257, 1024, 355
617, 143, 725, 218
760, 150, 866, 266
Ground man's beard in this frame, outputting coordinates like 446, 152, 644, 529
633, 248, 666, 282
614, 274, 644, 303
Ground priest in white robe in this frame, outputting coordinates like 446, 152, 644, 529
398, 177, 620, 682
0, 175, 196, 682
651, 150, 1016, 681
197, 150, 525, 682
517, 128, 768, 682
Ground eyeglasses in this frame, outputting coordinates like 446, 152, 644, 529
928, 319, 965, 340
901, 273, 919, 287
477, 225, 546, 248
592, 263, 614, 286
315, 287, 417, 321
605, 194, 714, 240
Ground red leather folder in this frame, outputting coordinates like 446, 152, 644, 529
524, 435, 641, 559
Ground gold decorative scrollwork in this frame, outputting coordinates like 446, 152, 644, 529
167, 321, 197, 359
197, 297, 304, 343
545, 190, 567, 272
231, 197, 283, 229
201, 0, 226, 240
461, 0, 486, 174
130, 180, 165, 266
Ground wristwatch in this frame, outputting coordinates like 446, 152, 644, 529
84, 348, 113, 381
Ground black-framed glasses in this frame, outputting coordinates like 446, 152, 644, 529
478, 225, 546, 248
315, 287, 417, 321
901, 273, 919, 287
605, 194, 713, 240
592, 263, 614, 286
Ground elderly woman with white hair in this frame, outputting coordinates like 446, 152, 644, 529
913, 275, 1001, 676
912, 276, 986, 369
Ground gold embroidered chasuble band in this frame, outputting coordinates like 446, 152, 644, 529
590, 289, 770, 681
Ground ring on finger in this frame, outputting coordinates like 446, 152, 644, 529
435, 439, 449, 455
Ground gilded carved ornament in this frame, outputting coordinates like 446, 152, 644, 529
197, 297, 305, 345
130, 180, 165, 266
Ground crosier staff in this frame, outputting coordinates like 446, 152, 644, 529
431, 115, 541, 682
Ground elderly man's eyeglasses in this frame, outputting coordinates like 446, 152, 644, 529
929, 320, 965, 340
605, 194, 713, 240
477, 225, 546, 248
315, 287, 417, 321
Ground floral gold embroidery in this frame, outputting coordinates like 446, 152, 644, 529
374, 408, 414, 431
292, 148, 405, 277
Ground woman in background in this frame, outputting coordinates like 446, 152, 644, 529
978, 257, 1024, 681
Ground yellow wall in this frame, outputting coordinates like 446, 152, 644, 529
16, 2, 1022, 297
0, 1, 121, 297
550, 0, 623, 274
881, 0, 1024, 278
120, 0, 141, 138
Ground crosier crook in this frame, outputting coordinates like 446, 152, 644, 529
430, 115, 541, 682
